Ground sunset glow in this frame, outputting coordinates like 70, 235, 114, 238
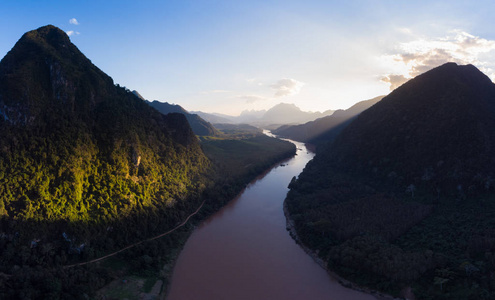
1, 1, 494, 114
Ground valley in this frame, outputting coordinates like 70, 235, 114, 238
1, 23, 495, 300
166, 138, 376, 300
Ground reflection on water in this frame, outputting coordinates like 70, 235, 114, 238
167, 137, 377, 300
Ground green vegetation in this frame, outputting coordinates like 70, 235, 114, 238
287, 156, 495, 299
208, 123, 262, 139
201, 134, 295, 179
92, 135, 295, 300
0, 25, 216, 299
189, 134, 296, 225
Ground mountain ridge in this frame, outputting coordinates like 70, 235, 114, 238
273, 96, 384, 144
329, 62, 495, 193
146, 99, 220, 136
192, 102, 334, 127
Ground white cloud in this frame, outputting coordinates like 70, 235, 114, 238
380, 74, 409, 90
381, 30, 495, 90
69, 18, 79, 25
66, 31, 80, 36
246, 78, 264, 86
201, 90, 231, 94
270, 78, 304, 97
238, 95, 268, 104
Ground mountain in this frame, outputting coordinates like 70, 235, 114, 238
330, 63, 495, 193
191, 110, 235, 124
285, 63, 495, 298
257, 103, 334, 126
273, 96, 383, 143
147, 99, 188, 114
192, 103, 334, 128
147, 100, 220, 136
143, 96, 333, 135
236, 109, 266, 123
0, 25, 209, 227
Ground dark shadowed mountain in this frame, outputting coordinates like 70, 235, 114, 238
191, 110, 235, 124
273, 96, 383, 144
329, 62, 495, 192
286, 63, 495, 298
0, 25, 209, 225
146, 99, 220, 136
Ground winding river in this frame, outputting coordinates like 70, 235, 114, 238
167, 136, 377, 300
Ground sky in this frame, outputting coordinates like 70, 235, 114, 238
1, 1, 495, 115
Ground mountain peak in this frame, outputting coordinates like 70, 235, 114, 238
429, 62, 487, 78
265, 103, 302, 115
329, 62, 495, 193
23, 25, 69, 41
2, 25, 90, 73
17, 25, 75, 56
271, 102, 300, 109
396, 62, 493, 93
0, 24, 114, 124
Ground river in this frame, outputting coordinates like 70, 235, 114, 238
166, 136, 377, 300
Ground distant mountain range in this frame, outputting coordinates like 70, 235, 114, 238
238, 109, 267, 123
193, 103, 334, 128
273, 96, 384, 144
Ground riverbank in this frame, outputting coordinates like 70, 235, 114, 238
91, 134, 297, 300
283, 201, 405, 300
94, 221, 196, 300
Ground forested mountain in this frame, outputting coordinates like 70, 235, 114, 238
273, 96, 383, 144
0, 25, 210, 224
0, 24, 214, 289
147, 99, 220, 136
286, 63, 495, 299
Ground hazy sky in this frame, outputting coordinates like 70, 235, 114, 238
1, 1, 495, 115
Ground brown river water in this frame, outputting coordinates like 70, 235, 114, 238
167, 136, 377, 300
